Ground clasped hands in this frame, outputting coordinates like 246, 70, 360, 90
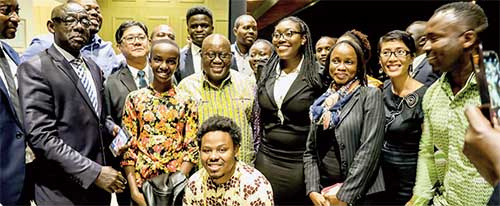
94, 166, 127, 193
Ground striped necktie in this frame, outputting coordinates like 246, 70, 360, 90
71, 58, 99, 114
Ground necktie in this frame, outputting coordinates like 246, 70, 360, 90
137, 70, 147, 88
71, 58, 99, 114
0, 48, 22, 121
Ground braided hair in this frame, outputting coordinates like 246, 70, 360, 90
258, 16, 322, 90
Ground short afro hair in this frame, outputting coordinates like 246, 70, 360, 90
196, 115, 241, 148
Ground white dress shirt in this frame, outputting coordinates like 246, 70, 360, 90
273, 57, 304, 123
191, 43, 202, 73
231, 43, 254, 78
0, 42, 19, 95
127, 63, 153, 88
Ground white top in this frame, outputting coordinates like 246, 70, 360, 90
54, 43, 98, 112
273, 57, 303, 123
0, 42, 19, 94
231, 43, 254, 78
127, 63, 153, 88
191, 43, 202, 73
411, 53, 427, 77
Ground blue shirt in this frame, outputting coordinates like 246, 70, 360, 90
21, 34, 120, 78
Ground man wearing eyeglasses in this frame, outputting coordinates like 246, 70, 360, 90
0, 0, 27, 205
177, 34, 257, 166
406, 21, 440, 86
17, 3, 126, 205
20, 0, 119, 78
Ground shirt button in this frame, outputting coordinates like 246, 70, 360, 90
342, 161, 347, 167
339, 143, 345, 150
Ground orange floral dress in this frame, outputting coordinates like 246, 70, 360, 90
121, 86, 199, 187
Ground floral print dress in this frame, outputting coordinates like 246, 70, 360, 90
121, 86, 199, 187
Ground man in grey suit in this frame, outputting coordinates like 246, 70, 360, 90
105, 21, 151, 126
17, 3, 126, 204
406, 21, 440, 86
174, 5, 213, 83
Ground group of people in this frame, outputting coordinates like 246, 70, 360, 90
0, 0, 498, 206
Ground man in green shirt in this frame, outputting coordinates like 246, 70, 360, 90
410, 2, 493, 205
177, 34, 257, 165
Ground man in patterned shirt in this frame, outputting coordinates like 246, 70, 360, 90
177, 34, 257, 165
410, 2, 493, 205
183, 116, 274, 205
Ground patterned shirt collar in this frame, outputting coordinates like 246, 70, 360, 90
202, 69, 234, 89
439, 71, 476, 100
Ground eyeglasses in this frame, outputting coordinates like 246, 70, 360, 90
380, 49, 410, 58
202, 52, 232, 60
272, 30, 303, 40
121, 35, 148, 44
52, 16, 91, 27
0, 5, 19, 17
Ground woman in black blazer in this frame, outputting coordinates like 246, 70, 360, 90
254, 16, 324, 205
304, 40, 385, 206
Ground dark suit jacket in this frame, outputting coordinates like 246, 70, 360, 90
18, 45, 111, 205
174, 46, 195, 84
104, 63, 137, 126
0, 42, 25, 205
413, 57, 440, 87
304, 87, 385, 204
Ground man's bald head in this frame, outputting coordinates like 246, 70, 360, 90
202, 34, 231, 52
406, 21, 427, 55
150, 24, 175, 41
48, 2, 90, 56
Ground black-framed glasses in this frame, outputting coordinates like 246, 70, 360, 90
202, 52, 232, 60
52, 16, 91, 27
380, 49, 410, 58
272, 30, 303, 40
0, 5, 19, 17
121, 35, 147, 44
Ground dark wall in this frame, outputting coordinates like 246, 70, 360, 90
258, 0, 500, 78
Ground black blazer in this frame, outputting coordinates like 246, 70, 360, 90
304, 87, 385, 204
174, 46, 195, 84
413, 58, 440, 87
0, 42, 25, 205
18, 45, 111, 204
104, 63, 137, 126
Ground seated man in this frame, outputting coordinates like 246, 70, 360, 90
183, 115, 274, 205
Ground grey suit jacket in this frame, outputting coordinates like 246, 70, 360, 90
104, 63, 137, 126
304, 87, 385, 204
174, 46, 195, 84
18, 45, 111, 205
413, 58, 440, 87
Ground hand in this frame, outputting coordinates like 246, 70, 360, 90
131, 190, 147, 206
309, 192, 329, 206
323, 193, 339, 205
94, 166, 127, 193
112, 125, 120, 137
464, 106, 500, 185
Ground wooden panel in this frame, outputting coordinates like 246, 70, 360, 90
178, 0, 205, 3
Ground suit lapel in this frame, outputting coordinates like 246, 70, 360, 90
281, 73, 308, 105
48, 46, 99, 119
264, 71, 278, 108
336, 88, 361, 128
186, 47, 195, 76
119, 66, 137, 92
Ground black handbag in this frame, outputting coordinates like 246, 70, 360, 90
142, 171, 188, 206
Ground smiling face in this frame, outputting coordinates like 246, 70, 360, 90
150, 42, 179, 86
0, 0, 19, 39
272, 19, 306, 60
315, 37, 336, 66
201, 34, 232, 87
424, 10, 468, 73
74, 0, 102, 34
49, 3, 90, 55
379, 40, 413, 79
200, 130, 239, 185
249, 41, 272, 72
234, 15, 257, 49
118, 25, 149, 61
329, 43, 358, 86
187, 14, 213, 47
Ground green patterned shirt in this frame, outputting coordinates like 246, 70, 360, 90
177, 70, 256, 165
413, 72, 493, 205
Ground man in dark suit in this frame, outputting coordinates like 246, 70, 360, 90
105, 21, 151, 127
17, 3, 126, 205
406, 21, 440, 86
0, 0, 26, 205
174, 5, 213, 83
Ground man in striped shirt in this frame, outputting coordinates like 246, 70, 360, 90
177, 34, 257, 165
